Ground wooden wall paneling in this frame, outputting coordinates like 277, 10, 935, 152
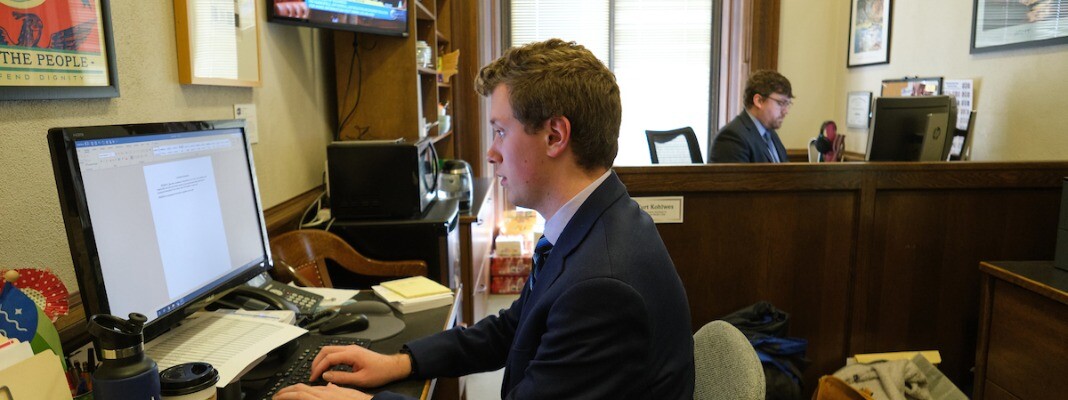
852, 188, 1060, 388
452, 2, 484, 177
629, 183, 860, 389
334, 32, 419, 141
617, 161, 1068, 395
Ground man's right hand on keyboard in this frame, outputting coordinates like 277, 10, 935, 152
309, 345, 413, 389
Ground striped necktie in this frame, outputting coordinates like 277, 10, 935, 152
528, 235, 553, 291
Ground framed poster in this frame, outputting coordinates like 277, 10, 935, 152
0, 0, 119, 100
847, 0, 892, 67
971, 0, 1068, 53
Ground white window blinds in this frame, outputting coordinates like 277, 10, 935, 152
510, 0, 714, 165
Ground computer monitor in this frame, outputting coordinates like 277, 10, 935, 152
48, 120, 272, 341
866, 96, 957, 161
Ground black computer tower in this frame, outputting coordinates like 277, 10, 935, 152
330, 198, 461, 288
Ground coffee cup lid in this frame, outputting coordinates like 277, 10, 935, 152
160, 362, 219, 395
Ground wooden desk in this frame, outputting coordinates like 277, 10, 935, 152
974, 261, 1068, 400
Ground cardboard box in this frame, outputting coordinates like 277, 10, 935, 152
491, 255, 532, 276
491, 275, 528, 294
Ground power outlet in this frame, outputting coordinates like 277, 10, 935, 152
234, 103, 259, 144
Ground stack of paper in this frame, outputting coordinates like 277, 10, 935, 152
373, 276, 453, 314
144, 311, 306, 388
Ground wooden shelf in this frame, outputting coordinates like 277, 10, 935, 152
438, 82, 451, 88
418, 67, 438, 76
415, 1, 435, 21
437, 31, 449, 45
429, 128, 453, 144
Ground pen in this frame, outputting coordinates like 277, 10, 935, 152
87, 349, 96, 373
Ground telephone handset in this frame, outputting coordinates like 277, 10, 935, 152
210, 286, 301, 314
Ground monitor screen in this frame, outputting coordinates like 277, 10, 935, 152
866, 96, 956, 162
267, 0, 408, 37
48, 120, 272, 340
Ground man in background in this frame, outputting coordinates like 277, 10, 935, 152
710, 70, 794, 163
275, 38, 694, 400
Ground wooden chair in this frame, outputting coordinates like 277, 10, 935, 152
269, 229, 427, 288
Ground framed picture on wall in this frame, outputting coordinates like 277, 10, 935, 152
971, 0, 1068, 53
0, 0, 119, 100
847, 0, 892, 67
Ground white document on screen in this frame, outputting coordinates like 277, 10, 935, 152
144, 312, 306, 387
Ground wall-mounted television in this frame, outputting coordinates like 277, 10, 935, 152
267, 0, 408, 37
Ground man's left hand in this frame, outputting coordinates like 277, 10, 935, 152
273, 383, 373, 400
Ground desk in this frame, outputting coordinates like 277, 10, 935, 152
974, 261, 1068, 400
241, 291, 457, 399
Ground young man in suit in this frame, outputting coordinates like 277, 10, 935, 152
710, 70, 794, 163
275, 38, 695, 400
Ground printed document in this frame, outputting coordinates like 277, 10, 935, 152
145, 312, 306, 387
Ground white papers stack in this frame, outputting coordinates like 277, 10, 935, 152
373, 276, 453, 314
144, 311, 306, 388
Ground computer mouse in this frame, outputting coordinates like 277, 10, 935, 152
318, 313, 370, 335
340, 300, 393, 315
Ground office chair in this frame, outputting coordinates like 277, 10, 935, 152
693, 320, 765, 400
269, 229, 427, 288
646, 127, 703, 164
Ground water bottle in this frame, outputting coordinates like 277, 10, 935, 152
89, 313, 163, 400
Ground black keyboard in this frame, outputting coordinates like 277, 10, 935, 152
246, 334, 371, 399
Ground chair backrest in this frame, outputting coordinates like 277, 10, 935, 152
269, 229, 428, 288
647, 127, 703, 164
808, 138, 822, 162
693, 320, 765, 400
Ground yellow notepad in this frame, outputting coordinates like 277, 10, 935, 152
380, 276, 451, 299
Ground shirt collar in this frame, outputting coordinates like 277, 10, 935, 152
745, 110, 768, 137
542, 170, 612, 245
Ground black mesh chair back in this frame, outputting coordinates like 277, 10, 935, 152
646, 127, 703, 164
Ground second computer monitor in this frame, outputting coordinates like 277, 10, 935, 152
866, 96, 956, 162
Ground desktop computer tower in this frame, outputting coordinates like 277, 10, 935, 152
330, 198, 461, 288
1056, 177, 1068, 272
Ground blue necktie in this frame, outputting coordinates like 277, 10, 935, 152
763, 131, 781, 163
528, 235, 553, 291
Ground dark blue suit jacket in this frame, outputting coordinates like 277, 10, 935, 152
384, 172, 694, 399
709, 111, 788, 163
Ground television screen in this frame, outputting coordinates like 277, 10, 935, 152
268, 0, 408, 37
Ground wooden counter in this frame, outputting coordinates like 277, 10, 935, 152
615, 161, 1068, 394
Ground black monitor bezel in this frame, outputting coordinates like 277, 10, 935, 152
266, 0, 410, 38
47, 120, 273, 341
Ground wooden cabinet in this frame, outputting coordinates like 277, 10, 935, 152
458, 178, 497, 326
333, 0, 458, 158
975, 261, 1068, 400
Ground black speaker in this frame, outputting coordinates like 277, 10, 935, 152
1055, 177, 1068, 272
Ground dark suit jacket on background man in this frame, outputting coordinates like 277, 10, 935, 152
710, 111, 788, 163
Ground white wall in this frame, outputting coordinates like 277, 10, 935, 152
778, 0, 1068, 161
0, 3, 334, 290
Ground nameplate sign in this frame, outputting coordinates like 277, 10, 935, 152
634, 197, 684, 224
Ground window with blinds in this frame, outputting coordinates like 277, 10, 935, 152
509, 0, 715, 165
